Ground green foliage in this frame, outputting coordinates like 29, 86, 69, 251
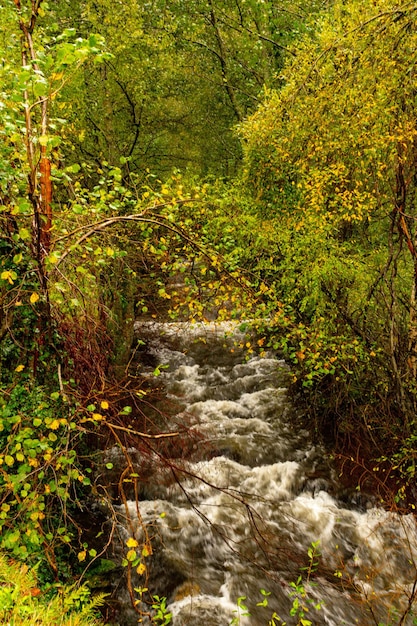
5, 0, 417, 618
151, 595, 173, 625
0, 0, 113, 378
287, 542, 322, 626
0, 551, 106, 625
61, 0, 323, 177
0, 382, 103, 569
240, 0, 417, 303
230, 542, 323, 626
132, 586, 173, 625
230, 595, 251, 625
237, 0, 417, 461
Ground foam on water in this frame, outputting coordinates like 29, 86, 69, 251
112, 321, 417, 625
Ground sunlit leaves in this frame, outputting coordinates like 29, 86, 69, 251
0, 384, 85, 561
237, 0, 417, 420
0, 271, 17, 285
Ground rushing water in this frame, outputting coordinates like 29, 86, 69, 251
107, 321, 417, 625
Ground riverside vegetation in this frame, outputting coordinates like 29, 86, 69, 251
1, 0, 417, 623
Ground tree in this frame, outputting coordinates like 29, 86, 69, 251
57, 0, 321, 178
240, 0, 417, 449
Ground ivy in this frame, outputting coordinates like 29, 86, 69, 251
0, 383, 92, 565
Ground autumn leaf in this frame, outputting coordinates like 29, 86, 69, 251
1, 270, 17, 284
126, 537, 138, 548
136, 562, 146, 576
142, 544, 152, 557
30, 588, 42, 597
78, 551, 87, 562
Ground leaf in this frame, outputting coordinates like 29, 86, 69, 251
33, 80, 48, 98
65, 163, 81, 174
18, 228, 31, 240
30, 292, 40, 304
119, 406, 132, 415
78, 550, 87, 562
15, 364, 25, 372
126, 537, 138, 548
47, 251, 60, 265
126, 549, 137, 562
142, 544, 152, 557
1, 270, 16, 284
136, 563, 146, 576
62, 28, 77, 39
100, 401, 109, 409
16, 199, 31, 215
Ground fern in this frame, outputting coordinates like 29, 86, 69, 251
0, 552, 107, 626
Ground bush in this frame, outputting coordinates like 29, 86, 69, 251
0, 552, 106, 625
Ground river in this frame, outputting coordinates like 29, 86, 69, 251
106, 321, 417, 625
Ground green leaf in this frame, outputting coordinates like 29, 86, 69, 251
65, 163, 81, 174
33, 80, 48, 98
119, 406, 132, 415
18, 228, 31, 240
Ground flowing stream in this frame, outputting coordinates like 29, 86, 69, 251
108, 321, 417, 625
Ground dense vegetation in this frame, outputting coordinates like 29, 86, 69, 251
1, 0, 417, 622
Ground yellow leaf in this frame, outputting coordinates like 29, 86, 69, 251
100, 401, 109, 410
92, 413, 104, 421
78, 551, 87, 562
30, 292, 40, 304
15, 364, 25, 372
142, 544, 152, 557
1, 270, 15, 284
49, 419, 60, 430
126, 537, 139, 548
136, 563, 146, 576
